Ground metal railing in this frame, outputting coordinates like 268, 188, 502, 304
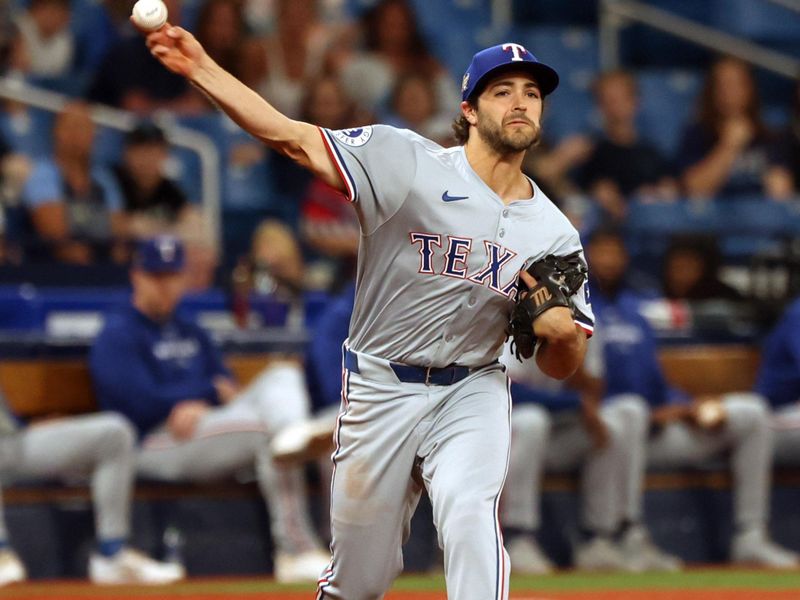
0, 76, 222, 247
599, 0, 800, 78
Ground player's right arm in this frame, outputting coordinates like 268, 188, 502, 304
145, 24, 342, 192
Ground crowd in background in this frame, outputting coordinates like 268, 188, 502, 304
0, 0, 797, 303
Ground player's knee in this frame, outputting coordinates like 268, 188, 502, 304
97, 412, 137, 454
512, 405, 551, 438
724, 393, 769, 434
609, 394, 649, 434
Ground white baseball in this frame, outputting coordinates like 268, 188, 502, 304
132, 0, 168, 32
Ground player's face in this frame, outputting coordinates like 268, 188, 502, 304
472, 73, 543, 154
132, 269, 188, 321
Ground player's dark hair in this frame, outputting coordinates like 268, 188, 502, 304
451, 98, 475, 146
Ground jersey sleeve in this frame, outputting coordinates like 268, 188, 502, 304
318, 125, 417, 234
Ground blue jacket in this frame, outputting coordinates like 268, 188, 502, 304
592, 288, 687, 407
756, 298, 800, 408
306, 281, 355, 412
90, 304, 231, 436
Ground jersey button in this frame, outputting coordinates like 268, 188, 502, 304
499, 229, 505, 237
445, 334, 454, 342
502, 209, 509, 217
468, 297, 476, 307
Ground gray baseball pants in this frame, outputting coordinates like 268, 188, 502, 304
645, 393, 773, 532
135, 361, 322, 555
317, 351, 511, 600
0, 412, 136, 542
502, 394, 648, 535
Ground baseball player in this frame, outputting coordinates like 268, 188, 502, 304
501, 337, 681, 574
588, 228, 798, 568
89, 236, 330, 583
0, 386, 183, 585
143, 22, 592, 599
756, 296, 800, 466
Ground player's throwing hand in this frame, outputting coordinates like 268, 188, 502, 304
138, 23, 206, 80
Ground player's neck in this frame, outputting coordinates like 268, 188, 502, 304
464, 140, 530, 204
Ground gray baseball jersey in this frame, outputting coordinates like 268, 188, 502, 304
314, 124, 594, 600
320, 125, 594, 367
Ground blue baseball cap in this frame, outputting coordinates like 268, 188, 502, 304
461, 43, 559, 101
133, 235, 185, 273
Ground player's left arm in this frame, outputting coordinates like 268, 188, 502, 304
531, 303, 587, 380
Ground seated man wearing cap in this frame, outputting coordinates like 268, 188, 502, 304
89, 236, 329, 582
0, 379, 182, 586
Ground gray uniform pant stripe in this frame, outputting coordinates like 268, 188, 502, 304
0, 413, 136, 542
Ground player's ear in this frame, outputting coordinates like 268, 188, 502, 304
461, 100, 478, 126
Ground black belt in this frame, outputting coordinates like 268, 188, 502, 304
344, 349, 496, 386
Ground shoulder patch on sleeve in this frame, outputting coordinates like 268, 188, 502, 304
332, 126, 374, 147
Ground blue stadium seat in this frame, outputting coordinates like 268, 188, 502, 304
0, 286, 43, 331
0, 107, 55, 158
710, 0, 800, 43
637, 69, 702, 158
513, 0, 597, 25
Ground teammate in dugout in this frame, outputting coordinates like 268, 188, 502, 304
0, 387, 183, 586
89, 236, 330, 583
141, 21, 593, 599
588, 228, 798, 568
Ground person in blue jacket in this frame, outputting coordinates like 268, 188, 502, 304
588, 227, 798, 568
89, 235, 329, 583
500, 324, 680, 574
756, 297, 800, 465
270, 279, 356, 463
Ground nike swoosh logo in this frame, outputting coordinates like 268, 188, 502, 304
442, 191, 469, 202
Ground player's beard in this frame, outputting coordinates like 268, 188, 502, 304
476, 112, 541, 155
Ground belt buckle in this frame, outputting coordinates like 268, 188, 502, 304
424, 367, 433, 386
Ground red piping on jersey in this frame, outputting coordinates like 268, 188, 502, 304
318, 128, 356, 203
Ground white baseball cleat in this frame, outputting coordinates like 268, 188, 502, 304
507, 536, 554, 575
270, 416, 336, 465
573, 536, 626, 571
732, 529, 800, 569
0, 549, 26, 586
274, 549, 331, 584
619, 526, 683, 572
89, 548, 185, 585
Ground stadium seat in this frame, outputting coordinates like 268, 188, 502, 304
637, 69, 702, 158
0, 107, 55, 158
710, 0, 800, 43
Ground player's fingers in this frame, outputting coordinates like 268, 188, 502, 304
151, 44, 170, 57
519, 270, 536, 289
166, 25, 187, 39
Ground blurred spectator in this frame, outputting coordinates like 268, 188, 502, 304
113, 122, 189, 233
0, 386, 184, 586
194, 0, 246, 76
248, 218, 306, 325
89, 235, 330, 583
88, 0, 208, 114
587, 228, 799, 568
8, 0, 74, 78
677, 57, 783, 200
385, 72, 453, 146
246, 0, 340, 119
767, 78, 800, 200
661, 234, 745, 302
274, 75, 362, 288
0, 125, 31, 264
756, 296, 800, 466
577, 70, 677, 221
20, 101, 128, 264
338, 0, 458, 115
501, 343, 681, 574
112, 121, 217, 288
